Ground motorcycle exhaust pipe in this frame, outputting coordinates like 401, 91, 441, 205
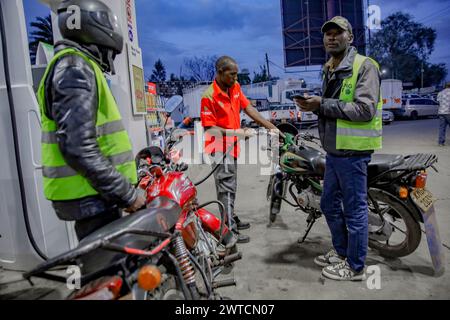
220, 252, 242, 266
212, 278, 236, 289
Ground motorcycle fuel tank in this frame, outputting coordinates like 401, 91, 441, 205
281, 145, 325, 176
146, 172, 197, 209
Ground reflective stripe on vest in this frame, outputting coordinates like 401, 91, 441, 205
42, 151, 134, 178
336, 54, 383, 151
41, 119, 126, 144
38, 48, 137, 201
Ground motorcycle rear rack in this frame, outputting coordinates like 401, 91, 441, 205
23, 228, 172, 282
369, 153, 438, 185
394, 153, 438, 172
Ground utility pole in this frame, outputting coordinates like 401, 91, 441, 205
421, 61, 424, 89
265, 53, 271, 81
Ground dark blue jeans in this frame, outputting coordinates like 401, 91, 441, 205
320, 154, 371, 272
438, 114, 450, 145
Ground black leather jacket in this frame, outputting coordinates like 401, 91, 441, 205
45, 41, 137, 221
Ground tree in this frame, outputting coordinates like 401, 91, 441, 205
369, 12, 447, 87
183, 55, 217, 82
169, 73, 179, 82
149, 59, 166, 83
28, 14, 53, 65
252, 65, 269, 83
423, 63, 448, 87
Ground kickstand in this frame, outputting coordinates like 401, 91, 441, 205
298, 216, 316, 244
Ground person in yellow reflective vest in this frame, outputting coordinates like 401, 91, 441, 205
38, 0, 145, 240
294, 16, 382, 281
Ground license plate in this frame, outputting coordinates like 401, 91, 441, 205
411, 188, 435, 212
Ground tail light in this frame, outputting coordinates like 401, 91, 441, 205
69, 276, 123, 300
137, 265, 162, 291
398, 186, 409, 199
414, 171, 428, 189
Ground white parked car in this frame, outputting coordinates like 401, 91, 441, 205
399, 98, 439, 120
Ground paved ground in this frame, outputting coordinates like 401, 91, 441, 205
1, 118, 449, 299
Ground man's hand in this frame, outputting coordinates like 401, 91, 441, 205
242, 128, 257, 139
268, 128, 285, 139
294, 95, 322, 112
125, 191, 146, 213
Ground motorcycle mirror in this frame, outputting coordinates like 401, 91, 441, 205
164, 95, 183, 114
162, 95, 183, 143
170, 128, 188, 142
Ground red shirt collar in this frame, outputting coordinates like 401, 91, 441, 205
213, 79, 238, 99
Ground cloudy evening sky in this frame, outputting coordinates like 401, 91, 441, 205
24, 0, 450, 84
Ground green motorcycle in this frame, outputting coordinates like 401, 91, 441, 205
266, 123, 444, 271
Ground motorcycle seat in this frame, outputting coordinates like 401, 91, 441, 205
368, 154, 404, 177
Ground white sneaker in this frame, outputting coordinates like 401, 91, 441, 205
322, 260, 366, 281
314, 249, 345, 267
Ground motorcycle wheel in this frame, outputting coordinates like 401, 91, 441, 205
267, 174, 275, 201
268, 175, 283, 223
368, 189, 421, 258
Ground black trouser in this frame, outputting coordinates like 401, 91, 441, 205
74, 208, 122, 240
52, 196, 122, 241
210, 153, 239, 231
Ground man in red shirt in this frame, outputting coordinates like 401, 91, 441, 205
201, 56, 279, 243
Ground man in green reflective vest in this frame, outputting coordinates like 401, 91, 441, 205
294, 16, 382, 281
38, 0, 145, 240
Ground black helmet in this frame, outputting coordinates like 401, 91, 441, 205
57, 0, 123, 54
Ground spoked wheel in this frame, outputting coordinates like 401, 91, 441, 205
268, 175, 284, 223
367, 189, 421, 258
267, 174, 275, 201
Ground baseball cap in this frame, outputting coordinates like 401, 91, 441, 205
321, 16, 353, 34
